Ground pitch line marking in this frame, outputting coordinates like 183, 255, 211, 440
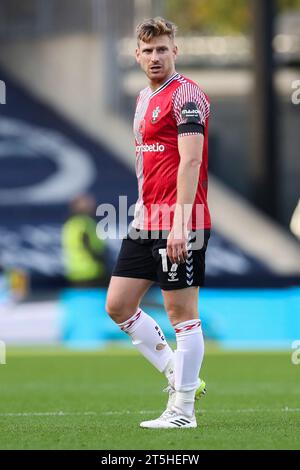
1, 407, 300, 417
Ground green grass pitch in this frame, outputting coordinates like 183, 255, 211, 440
0, 346, 299, 450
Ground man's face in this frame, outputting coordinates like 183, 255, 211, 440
136, 35, 178, 86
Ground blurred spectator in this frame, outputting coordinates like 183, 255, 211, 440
9, 268, 29, 301
62, 195, 108, 288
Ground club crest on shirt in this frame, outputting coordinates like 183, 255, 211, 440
151, 106, 161, 123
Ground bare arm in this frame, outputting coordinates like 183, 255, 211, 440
167, 134, 204, 264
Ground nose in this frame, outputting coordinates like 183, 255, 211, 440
150, 49, 159, 62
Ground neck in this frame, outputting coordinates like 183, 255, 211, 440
149, 70, 176, 92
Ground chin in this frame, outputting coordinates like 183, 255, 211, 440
149, 72, 165, 81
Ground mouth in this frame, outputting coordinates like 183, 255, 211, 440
149, 66, 162, 72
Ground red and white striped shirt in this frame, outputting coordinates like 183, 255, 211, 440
133, 73, 211, 231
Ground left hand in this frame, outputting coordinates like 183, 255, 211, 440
167, 226, 189, 265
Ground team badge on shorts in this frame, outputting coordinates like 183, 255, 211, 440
168, 263, 179, 282
151, 106, 161, 123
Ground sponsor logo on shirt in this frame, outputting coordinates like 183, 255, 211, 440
136, 143, 165, 153
181, 102, 201, 124
182, 108, 200, 118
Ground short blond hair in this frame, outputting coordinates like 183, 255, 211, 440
136, 17, 177, 44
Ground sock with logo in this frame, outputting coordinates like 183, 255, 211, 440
118, 309, 174, 374
173, 319, 204, 416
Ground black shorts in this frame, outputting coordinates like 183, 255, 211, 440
112, 228, 210, 291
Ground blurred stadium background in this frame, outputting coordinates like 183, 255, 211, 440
0, 0, 300, 450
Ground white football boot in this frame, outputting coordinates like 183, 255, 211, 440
140, 408, 197, 429
140, 379, 206, 429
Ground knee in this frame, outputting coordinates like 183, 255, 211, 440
105, 297, 136, 324
105, 297, 123, 323
165, 302, 184, 327
165, 302, 198, 327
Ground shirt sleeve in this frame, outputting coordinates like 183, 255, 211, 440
172, 82, 210, 136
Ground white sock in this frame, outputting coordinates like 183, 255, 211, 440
163, 357, 175, 387
173, 319, 204, 416
118, 309, 174, 373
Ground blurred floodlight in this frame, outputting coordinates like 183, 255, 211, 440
290, 199, 300, 239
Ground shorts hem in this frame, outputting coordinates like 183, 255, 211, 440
160, 282, 204, 291
111, 273, 156, 282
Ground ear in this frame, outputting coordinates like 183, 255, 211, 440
135, 47, 141, 64
173, 44, 178, 61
